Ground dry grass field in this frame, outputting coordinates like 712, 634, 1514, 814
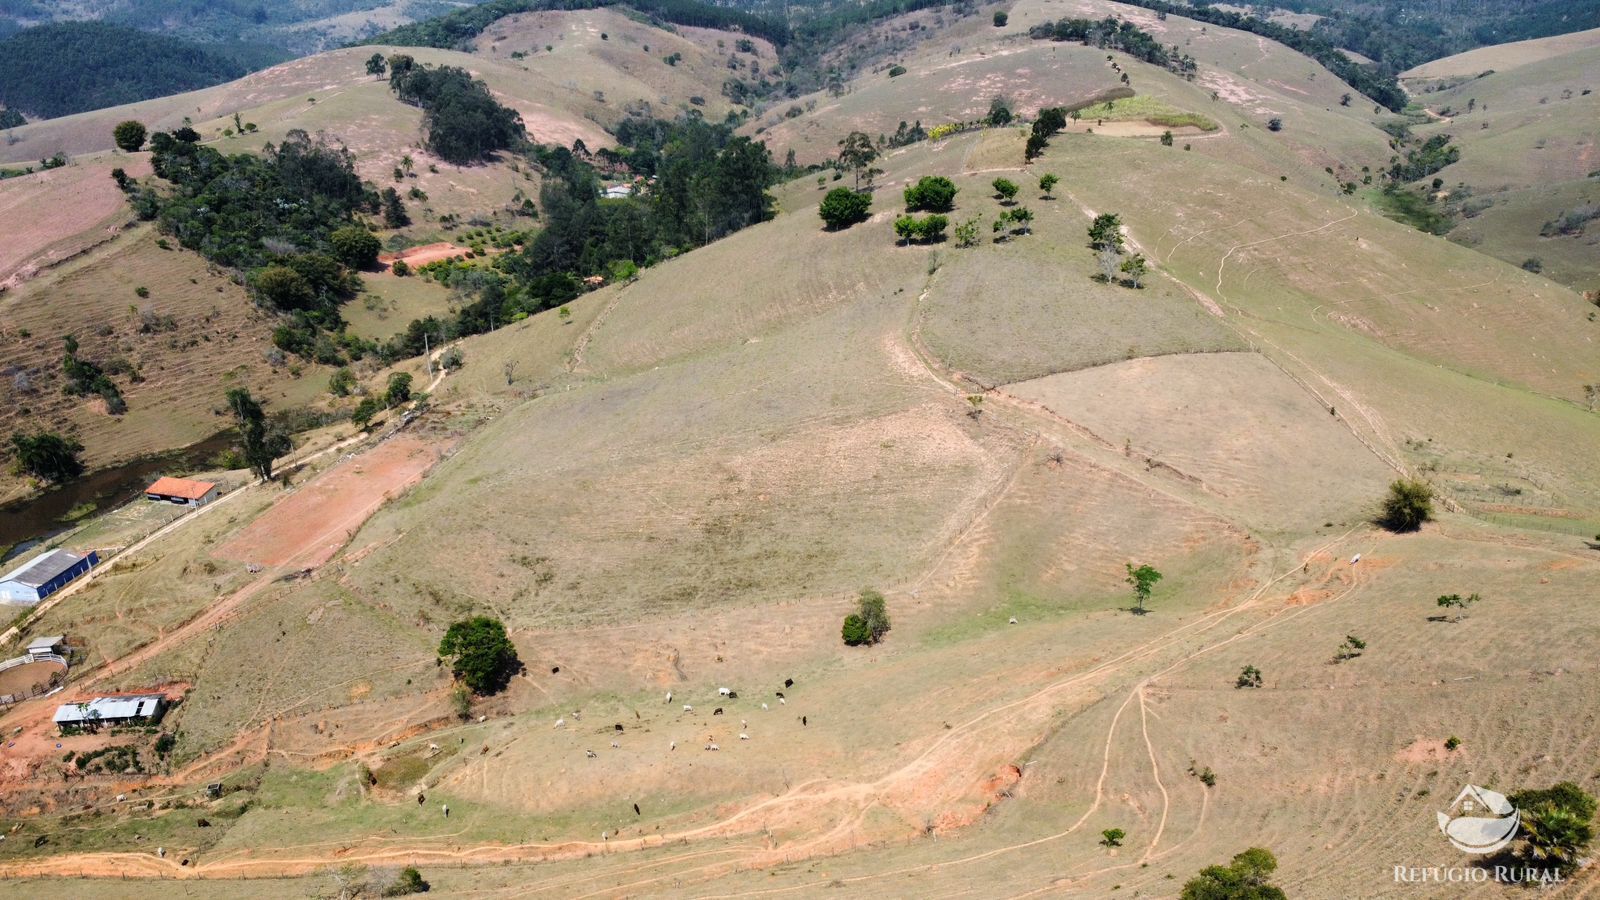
0, 4, 1597, 896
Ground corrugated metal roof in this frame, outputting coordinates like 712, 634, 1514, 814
0, 550, 88, 589
54, 695, 165, 724
26, 635, 64, 652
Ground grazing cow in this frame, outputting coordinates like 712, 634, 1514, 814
418, 793, 426, 805
713, 708, 724, 716
551, 666, 560, 674
683, 704, 693, 712
739, 733, 750, 741
634, 803, 641, 815
602, 831, 609, 841
1350, 553, 1362, 565
779, 697, 786, 705
705, 743, 720, 751
665, 691, 672, 703
718, 687, 731, 696
554, 718, 565, 728
802, 716, 807, 726
615, 723, 624, 732
727, 691, 738, 699
586, 749, 598, 758
1008, 617, 1018, 625
775, 691, 784, 699
443, 805, 449, 818
761, 702, 769, 710
670, 741, 677, 751
611, 741, 620, 749
784, 678, 794, 688
741, 719, 748, 728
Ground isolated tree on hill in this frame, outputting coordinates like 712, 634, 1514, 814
9, 431, 85, 483
1039, 173, 1059, 198
904, 175, 958, 212
439, 616, 520, 695
112, 120, 147, 153
1180, 847, 1286, 900
1125, 563, 1162, 614
1098, 244, 1123, 283
365, 52, 388, 78
992, 177, 1019, 203
1379, 478, 1433, 532
836, 131, 878, 190
330, 225, 382, 269
227, 387, 292, 481
1266, 117, 1283, 132
843, 588, 891, 645
351, 396, 381, 431
819, 187, 871, 230
1435, 592, 1480, 621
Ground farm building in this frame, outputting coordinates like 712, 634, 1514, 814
25, 635, 65, 662
145, 476, 220, 507
53, 694, 166, 732
0, 549, 99, 605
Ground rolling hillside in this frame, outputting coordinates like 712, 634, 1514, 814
0, 0, 1597, 895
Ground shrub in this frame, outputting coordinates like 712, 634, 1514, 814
991, 177, 1019, 202
904, 175, 958, 212
112, 120, 147, 152
893, 214, 948, 244
328, 367, 357, 396
819, 188, 871, 230
887, 65, 907, 78
439, 346, 464, 370
1100, 828, 1125, 847
1181, 847, 1285, 899
1508, 782, 1597, 873
330, 225, 382, 269
10, 431, 85, 482
841, 613, 869, 645
391, 259, 411, 277
993, 11, 1008, 26
1379, 479, 1433, 531
383, 866, 431, 895
1236, 665, 1262, 689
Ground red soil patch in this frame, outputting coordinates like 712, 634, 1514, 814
216, 435, 443, 568
379, 242, 470, 271
1395, 737, 1454, 764
931, 763, 1023, 833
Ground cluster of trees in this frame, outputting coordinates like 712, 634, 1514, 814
1025, 107, 1067, 161
8, 431, 85, 483
842, 589, 891, 646
1387, 134, 1459, 183
366, 0, 787, 51
893, 214, 947, 243
1111, 0, 1405, 110
123, 127, 381, 362
1027, 16, 1197, 79
1087, 212, 1148, 287
386, 57, 526, 164
0, 108, 26, 129
0, 22, 249, 119
1180, 847, 1286, 899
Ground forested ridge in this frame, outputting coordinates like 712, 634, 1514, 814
365, 0, 789, 50
0, 21, 250, 118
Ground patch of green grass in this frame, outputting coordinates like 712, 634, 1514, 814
1079, 95, 1220, 131
1370, 185, 1453, 234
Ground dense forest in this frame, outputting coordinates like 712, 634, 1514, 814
366, 0, 788, 51
0, 22, 250, 117
1112, 0, 1407, 110
1261, 0, 1600, 73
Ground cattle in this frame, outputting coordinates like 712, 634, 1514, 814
615, 723, 624, 732
634, 803, 641, 815
586, 749, 598, 758
784, 678, 794, 688
713, 707, 724, 716
718, 687, 731, 696
554, 718, 565, 728
802, 716, 807, 726
761, 703, 769, 710
683, 704, 693, 712
727, 691, 738, 699
665, 691, 672, 703
775, 691, 785, 699
739, 733, 750, 741
670, 741, 677, 751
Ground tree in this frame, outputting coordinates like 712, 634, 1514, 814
993, 10, 1008, 26
894, 214, 947, 244
1266, 117, 1283, 132
438, 616, 520, 695
1120, 253, 1148, 288
392, 259, 411, 277
250, 265, 315, 312
1236, 665, 1263, 689
1038, 173, 1059, 198
819, 188, 871, 230
112, 120, 147, 152
384, 866, 430, 895
836, 131, 878, 190
382, 187, 410, 228
328, 367, 357, 396
1088, 212, 1124, 250
843, 589, 890, 646
953, 215, 982, 248
1124, 563, 1162, 614
1098, 244, 1123, 282
986, 95, 1012, 126
904, 175, 957, 212
385, 372, 413, 407
352, 396, 381, 430
365, 52, 388, 78
1435, 592, 1480, 621
992, 178, 1019, 203
9, 431, 85, 483
1379, 478, 1433, 531
1180, 847, 1287, 900
1160, 130, 1174, 146
1101, 828, 1125, 847
330, 225, 382, 269
227, 387, 292, 481
1509, 783, 1596, 873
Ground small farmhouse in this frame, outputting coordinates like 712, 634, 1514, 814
54, 694, 166, 732
145, 476, 220, 507
0, 549, 99, 605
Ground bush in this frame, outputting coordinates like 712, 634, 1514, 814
328, 367, 357, 396
1379, 479, 1433, 532
819, 188, 871, 230
391, 259, 411, 276
385, 372, 413, 407
383, 866, 431, 895
439, 346, 464, 370
113, 120, 147, 152
887, 65, 907, 78
1509, 782, 1596, 873
993, 11, 1008, 26
893, 214, 948, 244
1180, 847, 1285, 899
904, 175, 958, 212
992, 178, 1019, 202
841, 613, 869, 645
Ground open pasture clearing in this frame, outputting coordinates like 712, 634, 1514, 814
0, 159, 147, 292
1402, 26, 1600, 80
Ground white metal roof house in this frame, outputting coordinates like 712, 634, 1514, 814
54, 695, 166, 731
0, 549, 99, 605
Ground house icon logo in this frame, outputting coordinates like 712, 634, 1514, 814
1437, 785, 1521, 854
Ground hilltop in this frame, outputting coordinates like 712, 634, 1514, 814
0, 0, 1597, 895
